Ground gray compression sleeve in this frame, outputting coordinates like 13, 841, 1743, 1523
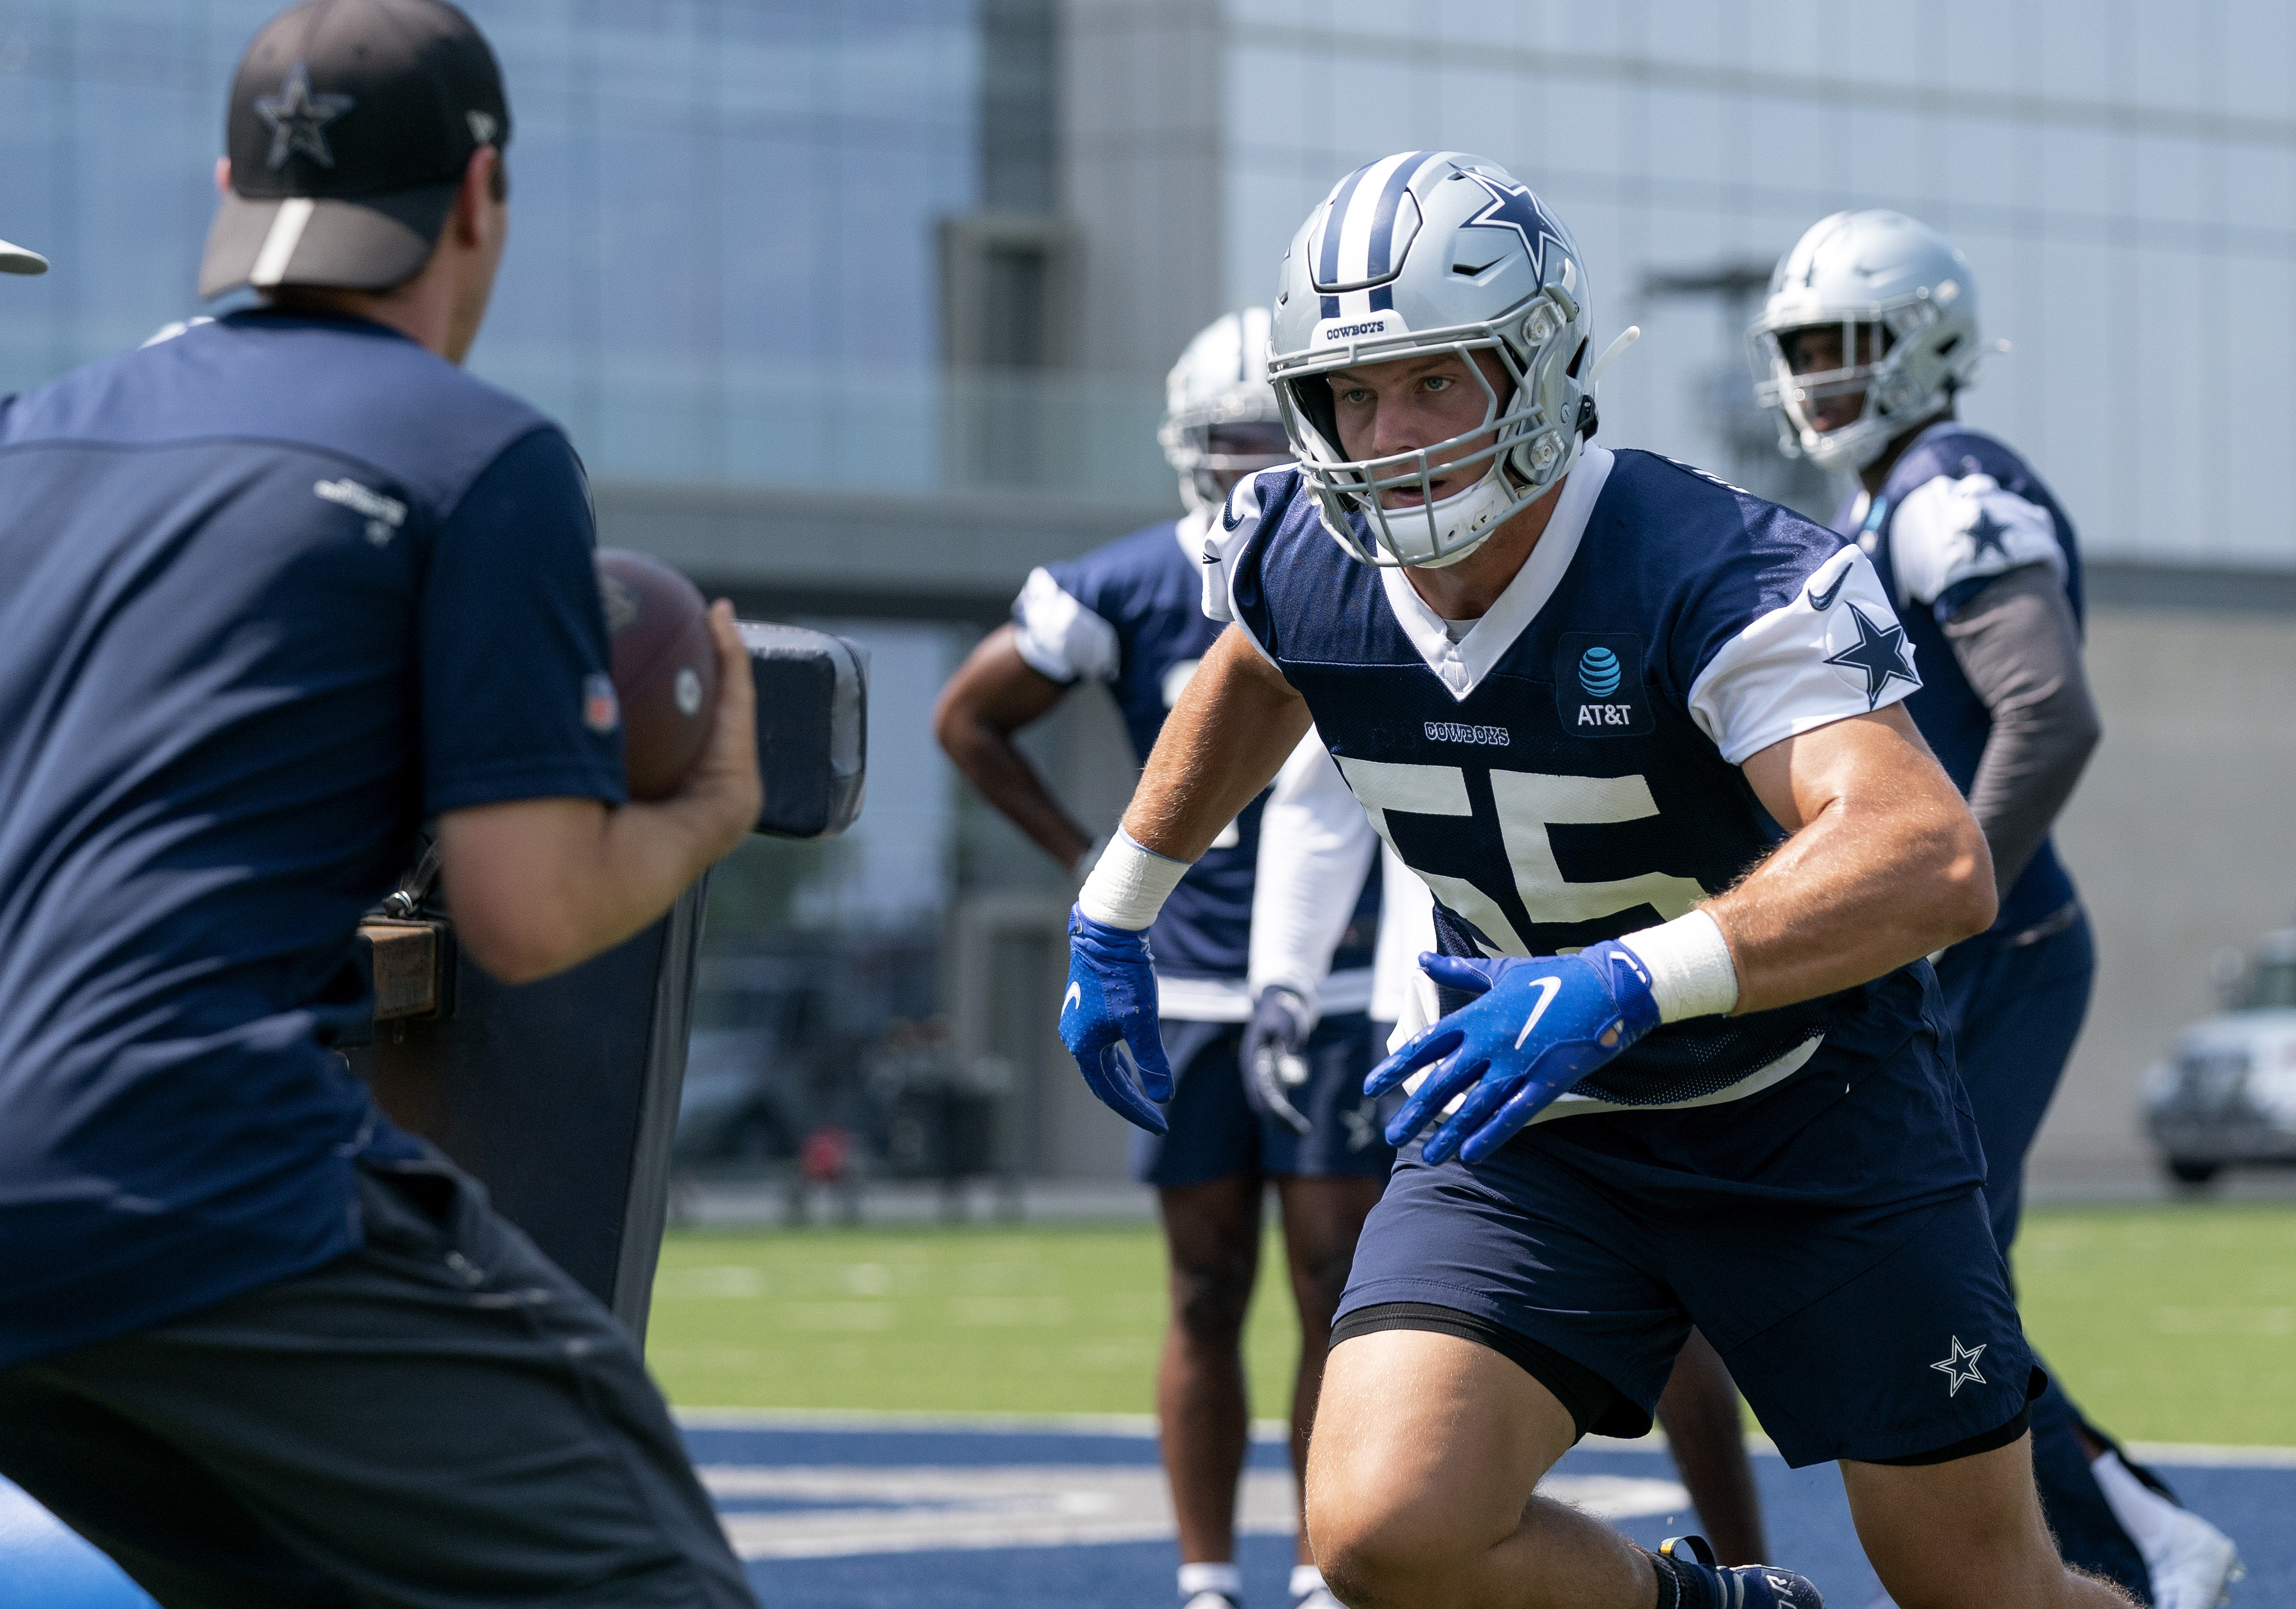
1939, 562, 2103, 898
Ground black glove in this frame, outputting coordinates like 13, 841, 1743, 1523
1242, 985, 1315, 1136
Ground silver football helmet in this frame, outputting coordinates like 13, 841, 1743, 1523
1159, 308, 1292, 513
1269, 151, 1610, 568
1749, 210, 1988, 472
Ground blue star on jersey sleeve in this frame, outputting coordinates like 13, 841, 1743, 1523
1823, 602, 1920, 708
1887, 471, 2065, 612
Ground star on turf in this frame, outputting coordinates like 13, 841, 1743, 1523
1931, 1335, 1987, 1396
256, 62, 354, 170
1824, 602, 1919, 708
1962, 507, 2012, 564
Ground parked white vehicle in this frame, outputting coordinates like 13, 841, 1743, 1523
2143, 927, 2296, 1185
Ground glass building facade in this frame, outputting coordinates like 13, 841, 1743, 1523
1, 0, 1157, 1186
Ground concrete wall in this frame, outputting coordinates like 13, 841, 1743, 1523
2038, 597, 2296, 1178
1060, 0, 1226, 378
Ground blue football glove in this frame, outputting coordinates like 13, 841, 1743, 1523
1061, 907, 1175, 1135
1367, 942, 1663, 1165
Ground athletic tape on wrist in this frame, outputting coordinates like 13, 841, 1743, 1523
1619, 908, 1739, 1023
1077, 828, 1193, 930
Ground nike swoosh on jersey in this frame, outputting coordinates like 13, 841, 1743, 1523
1806, 569, 1849, 611
1063, 981, 1082, 1013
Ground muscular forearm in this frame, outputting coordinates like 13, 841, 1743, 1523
1720, 708, 1995, 1014
932, 626, 1091, 870
939, 713, 1092, 869
1942, 565, 2100, 896
440, 794, 737, 982
1121, 627, 1309, 861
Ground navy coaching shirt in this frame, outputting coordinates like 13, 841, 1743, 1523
0, 311, 626, 1369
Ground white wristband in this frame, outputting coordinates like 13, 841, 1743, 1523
1078, 828, 1193, 931
1618, 909, 1739, 1023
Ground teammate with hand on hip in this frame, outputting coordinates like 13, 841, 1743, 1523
1753, 209, 2239, 1609
937, 310, 1388, 1609
1066, 148, 2140, 1609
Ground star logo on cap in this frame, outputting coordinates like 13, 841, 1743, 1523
1824, 602, 1919, 709
256, 62, 355, 170
1930, 1334, 1987, 1396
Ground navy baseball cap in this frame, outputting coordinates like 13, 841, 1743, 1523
199, 0, 510, 299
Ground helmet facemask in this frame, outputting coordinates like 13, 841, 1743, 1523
1273, 293, 1586, 569
1751, 285, 1968, 472
1159, 414, 1293, 512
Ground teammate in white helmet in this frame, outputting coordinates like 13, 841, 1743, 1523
1753, 209, 2241, 1609
1061, 147, 2140, 1609
936, 309, 1389, 1609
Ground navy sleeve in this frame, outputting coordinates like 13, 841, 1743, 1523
419, 426, 628, 814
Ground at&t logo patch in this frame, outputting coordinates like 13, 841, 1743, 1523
1554, 633, 1652, 737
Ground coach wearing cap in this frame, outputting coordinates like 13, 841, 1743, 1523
0, 2, 763, 1603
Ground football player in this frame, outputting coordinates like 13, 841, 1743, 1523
1061, 149, 2137, 1609
1751, 210, 2241, 1609
934, 309, 1388, 1609
1256, 767, 1770, 1564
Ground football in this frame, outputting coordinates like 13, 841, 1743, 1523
596, 548, 719, 800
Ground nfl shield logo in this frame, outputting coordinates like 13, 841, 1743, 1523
582, 673, 621, 734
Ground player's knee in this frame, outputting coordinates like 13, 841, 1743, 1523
1169, 1257, 1254, 1343
1307, 1471, 1474, 1609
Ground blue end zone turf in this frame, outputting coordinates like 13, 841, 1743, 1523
682, 1415, 2294, 1609
4, 1418, 2288, 1606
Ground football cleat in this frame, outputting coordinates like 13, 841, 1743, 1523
2142, 1504, 2243, 1609
1181, 1594, 1240, 1609
1654, 1534, 1826, 1609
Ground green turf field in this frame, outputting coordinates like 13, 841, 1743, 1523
645, 1200, 2296, 1445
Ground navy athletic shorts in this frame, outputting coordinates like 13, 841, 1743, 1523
1334, 1025, 2040, 1468
1131, 1013, 1394, 1188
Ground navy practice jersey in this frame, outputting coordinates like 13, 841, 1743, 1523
1206, 447, 1943, 1124
0, 311, 624, 1369
1839, 421, 2084, 934
1013, 512, 1377, 1015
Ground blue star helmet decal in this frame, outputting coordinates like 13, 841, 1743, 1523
1455, 169, 1572, 288
1962, 507, 2012, 563
256, 62, 355, 170
1825, 602, 1920, 708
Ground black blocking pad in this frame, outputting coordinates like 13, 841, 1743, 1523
343, 882, 706, 1343
742, 620, 867, 840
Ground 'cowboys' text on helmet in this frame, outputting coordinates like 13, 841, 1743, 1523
1160, 308, 1292, 513
1268, 151, 1599, 569
1749, 210, 1989, 473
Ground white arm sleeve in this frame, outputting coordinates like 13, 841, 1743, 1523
1889, 473, 2066, 610
1248, 728, 1378, 1019
1371, 842, 1438, 1047
1011, 567, 1119, 684
1686, 545, 1923, 764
